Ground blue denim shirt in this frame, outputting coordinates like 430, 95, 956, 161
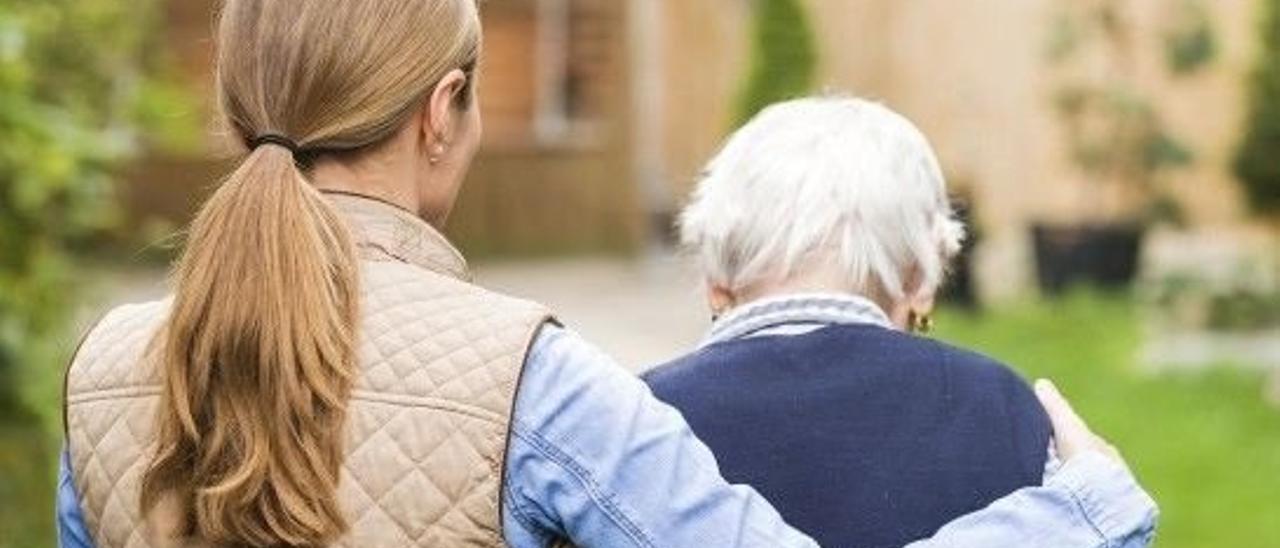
59, 323, 1157, 547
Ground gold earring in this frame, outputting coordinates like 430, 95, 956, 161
909, 311, 934, 334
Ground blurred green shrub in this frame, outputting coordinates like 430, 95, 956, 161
0, 1, 189, 545
1164, 0, 1217, 75
1148, 271, 1280, 332
1235, 0, 1280, 214
1046, 0, 1203, 226
733, 0, 818, 127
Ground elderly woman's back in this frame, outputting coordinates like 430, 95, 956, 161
646, 96, 1053, 547
644, 295, 1050, 547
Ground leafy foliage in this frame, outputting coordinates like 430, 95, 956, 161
733, 0, 818, 127
1234, 0, 1280, 214
1047, 0, 1213, 225
1165, 0, 1218, 75
0, 1, 188, 545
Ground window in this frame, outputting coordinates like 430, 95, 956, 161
480, 0, 613, 147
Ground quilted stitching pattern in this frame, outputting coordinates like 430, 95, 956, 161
66, 196, 551, 548
328, 193, 471, 282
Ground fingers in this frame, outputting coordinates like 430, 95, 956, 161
1035, 379, 1131, 470
1035, 379, 1091, 460
1035, 380, 1087, 435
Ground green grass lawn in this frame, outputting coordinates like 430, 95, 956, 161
937, 294, 1280, 547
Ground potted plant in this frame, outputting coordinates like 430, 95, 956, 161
940, 189, 983, 310
1037, 0, 1213, 295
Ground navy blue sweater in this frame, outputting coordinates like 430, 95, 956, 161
644, 324, 1051, 548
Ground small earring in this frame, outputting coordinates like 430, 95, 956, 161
711, 305, 731, 322
909, 311, 934, 334
429, 143, 446, 165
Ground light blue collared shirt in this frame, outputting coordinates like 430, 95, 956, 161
59, 323, 1157, 547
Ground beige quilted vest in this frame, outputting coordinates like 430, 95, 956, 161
65, 192, 553, 547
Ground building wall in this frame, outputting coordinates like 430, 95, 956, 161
127, 0, 641, 258
141, 0, 1263, 278
657, 0, 1260, 299
808, 0, 893, 97
654, 0, 894, 198
453, 0, 642, 256
881, 0, 1256, 298
877, 0, 1076, 299
657, 1, 750, 191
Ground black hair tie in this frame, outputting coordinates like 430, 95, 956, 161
247, 134, 301, 154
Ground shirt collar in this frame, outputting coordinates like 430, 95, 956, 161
702, 292, 895, 348
322, 190, 471, 281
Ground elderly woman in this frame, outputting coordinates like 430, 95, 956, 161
645, 97, 1058, 547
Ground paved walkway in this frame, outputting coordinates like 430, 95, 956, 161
88, 255, 710, 373
478, 255, 709, 371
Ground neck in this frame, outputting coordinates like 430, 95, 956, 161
737, 270, 868, 306
309, 150, 432, 224
736, 271, 908, 330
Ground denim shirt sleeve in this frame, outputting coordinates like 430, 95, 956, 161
907, 452, 1158, 547
502, 325, 1158, 548
57, 448, 95, 548
501, 325, 816, 547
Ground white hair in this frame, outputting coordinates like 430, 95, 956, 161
680, 96, 965, 302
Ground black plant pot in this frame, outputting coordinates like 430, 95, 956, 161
941, 199, 980, 310
1032, 223, 1145, 295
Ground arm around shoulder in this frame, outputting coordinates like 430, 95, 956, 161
907, 451, 1157, 548
502, 325, 818, 547
505, 328, 1158, 548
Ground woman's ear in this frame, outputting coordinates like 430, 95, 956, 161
421, 68, 470, 145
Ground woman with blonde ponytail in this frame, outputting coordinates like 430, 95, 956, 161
57, 1, 1155, 547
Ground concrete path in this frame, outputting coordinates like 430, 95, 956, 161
86, 255, 710, 374
478, 255, 709, 372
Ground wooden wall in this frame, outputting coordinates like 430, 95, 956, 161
653, 0, 1260, 300
124, 0, 641, 259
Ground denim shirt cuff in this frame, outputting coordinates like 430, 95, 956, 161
1047, 451, 1160, 543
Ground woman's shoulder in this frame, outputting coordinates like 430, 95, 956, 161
841, 326, 1041, 406
67, 297, 173, 394
640, 336, 753, 393
918, 336, 1034, 389
912, 336, 1049, 423
924, 336, 1020, 376
360, 259, 553, 325
794, 323, 1028, 385
79, 298, 172, 351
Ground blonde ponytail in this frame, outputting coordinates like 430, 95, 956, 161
140, 1, 482, 544
142, 143, 359, 545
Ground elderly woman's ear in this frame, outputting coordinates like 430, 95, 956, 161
884, 265, 939, 332
889, 291, 937, 333
707, 285, 737, 320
